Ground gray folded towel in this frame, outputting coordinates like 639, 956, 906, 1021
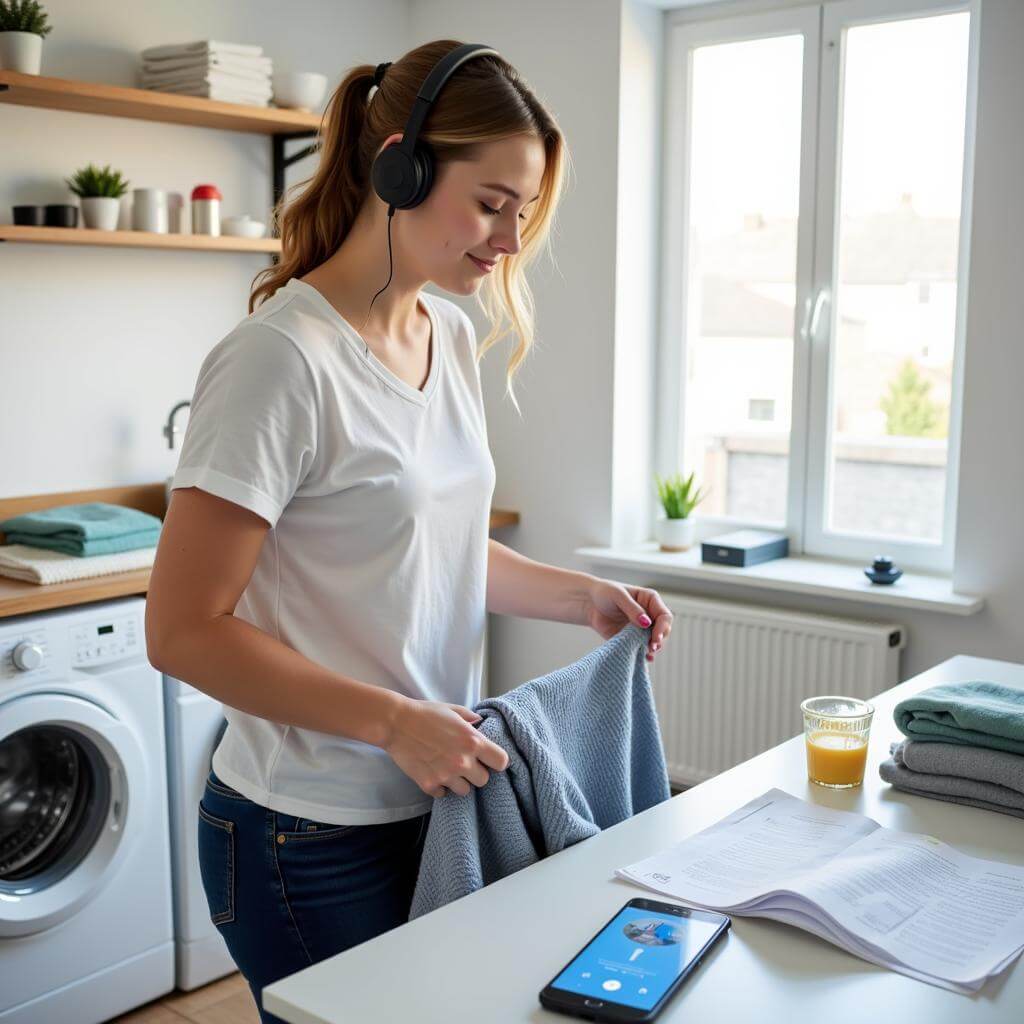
879, 738, 1024, 819
409, 622, 671, 920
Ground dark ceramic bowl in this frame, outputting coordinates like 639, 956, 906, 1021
13, 205, 45, 225
44, 204, 79, 228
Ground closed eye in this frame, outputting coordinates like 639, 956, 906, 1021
480, 202, 528, 222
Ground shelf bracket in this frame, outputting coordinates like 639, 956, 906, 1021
271, 131, 319, 211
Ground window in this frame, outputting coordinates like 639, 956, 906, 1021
658, 0, 978, 572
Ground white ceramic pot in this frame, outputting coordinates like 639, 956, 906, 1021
655, 515, 696, 552
272, 70, 327, 111
80, 196, 121, 231
0, 31, 42, 74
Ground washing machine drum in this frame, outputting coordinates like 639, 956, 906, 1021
0, 725, 110, 885
0, 694, 144, 936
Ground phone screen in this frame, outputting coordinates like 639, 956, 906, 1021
547, 906, 721, 1012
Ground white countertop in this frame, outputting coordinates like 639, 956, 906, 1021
264, 654, 1024, 1023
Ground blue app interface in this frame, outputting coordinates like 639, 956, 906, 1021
550, 907, 719, 1012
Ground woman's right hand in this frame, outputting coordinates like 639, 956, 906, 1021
384, 697, 509, 798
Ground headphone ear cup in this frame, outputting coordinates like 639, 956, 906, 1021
404, 144, 435, 210
371, 147, 418, 208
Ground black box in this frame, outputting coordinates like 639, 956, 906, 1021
701, 529, 789, 567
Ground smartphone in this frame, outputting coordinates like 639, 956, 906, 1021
538, 897, 730, 1022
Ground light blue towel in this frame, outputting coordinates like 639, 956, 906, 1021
0, 502, 162, 557
893, 681, 1024, 755
408, 622, 671, 921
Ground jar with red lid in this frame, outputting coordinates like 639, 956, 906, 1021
191, 184, 222, 236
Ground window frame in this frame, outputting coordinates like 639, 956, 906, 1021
657, 0, 981, 574
804, 0, 979, 572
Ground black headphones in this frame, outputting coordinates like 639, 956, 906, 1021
370, 43, 499, 213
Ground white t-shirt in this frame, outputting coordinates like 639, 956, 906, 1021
170, 277, 496, 825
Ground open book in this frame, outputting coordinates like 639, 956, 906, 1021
615, 789, 1024, 993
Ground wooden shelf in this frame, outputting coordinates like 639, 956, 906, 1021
0, 485, 521, 619
488, 509, 520, 530
0, 69, 321, 134
0, 224, 280, 253
0, 569, 151, 618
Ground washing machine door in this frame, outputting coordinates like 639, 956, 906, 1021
0, 692, 146, 937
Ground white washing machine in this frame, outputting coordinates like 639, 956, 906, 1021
162, 674, 236, 989
0, 596, 174, 1023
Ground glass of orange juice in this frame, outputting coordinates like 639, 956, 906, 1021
800, 695, 874, 789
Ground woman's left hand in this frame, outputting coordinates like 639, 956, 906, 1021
583, 577, 673, 663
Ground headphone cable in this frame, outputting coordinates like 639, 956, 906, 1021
360, 203, 398, 339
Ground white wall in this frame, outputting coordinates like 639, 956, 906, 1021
1, 0, 408, 494
4, 0, 1021, 699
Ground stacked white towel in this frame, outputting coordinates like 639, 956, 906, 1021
0, 543, 157, 585
138, 40, 272, 106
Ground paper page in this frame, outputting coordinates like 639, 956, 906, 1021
790, 827, 1024, 984
615, 788, 1024, 989
614, 874, 981, 994
616, 789, 879, 909
742, 903, 981, 994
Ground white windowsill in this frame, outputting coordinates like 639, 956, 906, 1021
574, 542, 984, 616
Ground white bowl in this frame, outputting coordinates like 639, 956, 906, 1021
272, 71, 327, 112
222, 215, 266, 238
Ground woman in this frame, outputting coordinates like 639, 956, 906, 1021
145, 39, 673, 1022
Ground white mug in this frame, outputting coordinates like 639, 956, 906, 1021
132, 188, 168, 233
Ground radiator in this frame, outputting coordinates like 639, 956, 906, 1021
648, 593, 905, 787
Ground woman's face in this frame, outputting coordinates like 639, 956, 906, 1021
380, 133, 547, 295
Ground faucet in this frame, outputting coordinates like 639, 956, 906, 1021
163, 401, 191, 449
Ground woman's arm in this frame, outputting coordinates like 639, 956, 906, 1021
485, 538, 674, 662
485, 538, 595, 624
146, 487, 404, 749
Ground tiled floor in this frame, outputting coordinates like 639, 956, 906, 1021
108, 973, 259, 1024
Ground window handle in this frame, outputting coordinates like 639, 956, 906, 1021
801, 287, 830, 342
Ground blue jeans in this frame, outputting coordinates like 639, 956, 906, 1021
197, 769, 431, 1023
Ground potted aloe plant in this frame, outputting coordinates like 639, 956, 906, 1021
654, 470, 707, 552
0, 0, 51, 75
65, 163, 130, 231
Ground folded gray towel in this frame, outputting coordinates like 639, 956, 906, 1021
409, 622, 671, 920
898, 737, 1024, 796
879, 739, 1024, 819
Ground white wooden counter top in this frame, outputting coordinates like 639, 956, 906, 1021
265, 654, 1024, 1023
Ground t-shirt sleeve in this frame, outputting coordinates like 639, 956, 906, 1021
454, 306, 481, 379
170, 321, 318, 528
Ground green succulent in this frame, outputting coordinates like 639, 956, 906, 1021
0, 0, 52, 36
655, 470, 707, 519
65, 163, 130, 199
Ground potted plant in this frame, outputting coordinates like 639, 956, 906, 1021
654, 470, 707, 552
65, 163, 130, 231
0, 0, 52, 75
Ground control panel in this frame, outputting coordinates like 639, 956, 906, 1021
0, 609, 142, 681
71, 615, 140, 668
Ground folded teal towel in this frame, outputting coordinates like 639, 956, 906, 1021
893, 681, 1024, 755
0, 502, 162, 558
